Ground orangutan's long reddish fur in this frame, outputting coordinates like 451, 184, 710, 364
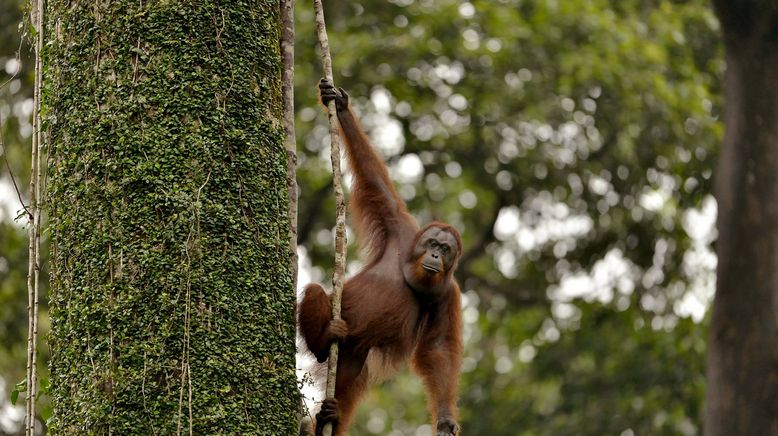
298, 87, 463, 436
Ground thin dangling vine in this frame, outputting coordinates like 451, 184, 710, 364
25, 0, 44, 432
312, 1, 347, 435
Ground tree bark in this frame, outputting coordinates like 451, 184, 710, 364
706, 2, 778, 435
45, 1, 298, 433
281, 0, 298, 293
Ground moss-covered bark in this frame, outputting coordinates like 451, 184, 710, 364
45, 1, 297, 433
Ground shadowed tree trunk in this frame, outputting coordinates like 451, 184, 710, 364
45, 1, 298, 433
705, 2, 778, 435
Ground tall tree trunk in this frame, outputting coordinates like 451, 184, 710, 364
45, 1, 298, 434
706, 2, 778, 435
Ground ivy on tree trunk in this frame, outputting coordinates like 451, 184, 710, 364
45, 1, 298, 433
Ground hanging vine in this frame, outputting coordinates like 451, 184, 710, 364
25, 0, 45, 432
312, 1, 347, 435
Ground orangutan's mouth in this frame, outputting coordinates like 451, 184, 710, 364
422, 264, 440, 273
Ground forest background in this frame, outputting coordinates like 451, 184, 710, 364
0, 0, 722, 434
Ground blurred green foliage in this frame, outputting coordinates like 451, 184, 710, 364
0, 0, 720, 434
293, 1, 720, 435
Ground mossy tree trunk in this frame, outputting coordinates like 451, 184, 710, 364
705, 1, 778, 435
45, 1, 298, 434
